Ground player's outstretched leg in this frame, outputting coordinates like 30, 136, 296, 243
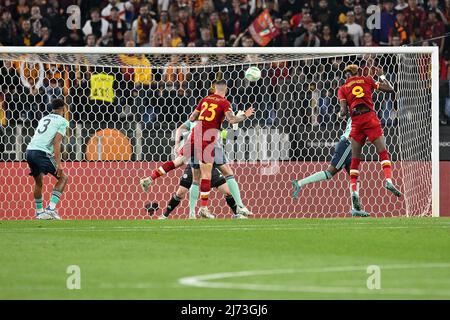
373, 138, 402, 197
217, 165, 252, 216
140, 156, 185, 192
45, 171, 68, 220
292, 168, 335, 199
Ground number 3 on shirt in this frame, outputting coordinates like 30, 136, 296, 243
352, 86, 365, 98
198, 102, 218, 121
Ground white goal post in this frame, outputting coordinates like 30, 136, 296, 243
0, 46, 440, 219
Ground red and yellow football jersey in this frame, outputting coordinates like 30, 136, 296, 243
338, 76, 379, 113
191, 94, 231, 144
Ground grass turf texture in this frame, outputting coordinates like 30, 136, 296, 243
1, 218, 450, 299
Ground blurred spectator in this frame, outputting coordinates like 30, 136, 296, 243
376, 0, 396, 45
422, 10, 446, 52
197, 0, 216, 28
208, 11, 225, 40
241, 34, 254, 47
16, 0, 30, 24
428, 0, 449, 24
0, 10, 17, 46
219, 9, 233, 41
151, 10, 172, 47
85, 34, 98, 47
314, 0, 334, 31
29, 5, 49, 36
353, 4, 366, 28
59, 30, 85, 47
391, 34, 402, 46
44, 3, 66, 41
320, 24, 336, 46
272, 19, 295, 46
16, 20, 40, 46
170, 25, 183, 47
291, 3, 311, 29
82, 8, 110, 40
102, 0, 128, 21
229, 0, 249, 36
389, 11, 410, 45
337, 0, 355, 25
363, 31, 378, 46
176, 7, 197, 44
108, 6, 127, 46
404, 0, 427, 41
345, 11, 364, 46
131, 4, 156, 46
294, 22, 321, 47
197, 27, 216, 47
36, 26, 57, 46
336, 25, 355, 46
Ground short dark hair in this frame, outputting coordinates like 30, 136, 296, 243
215, 79, 227, 87
51, 99, 65, 110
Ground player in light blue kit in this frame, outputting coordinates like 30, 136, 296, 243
291, 119, 369, 217
26, 99, 69, 220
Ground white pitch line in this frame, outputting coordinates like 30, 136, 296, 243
0, 224, 449, 233
179, 263, 450, 297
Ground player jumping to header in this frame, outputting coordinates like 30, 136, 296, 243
337, 64, 401, 211
188, 79, 254, 218
291, 118, 369, 217
26, 99, 69, 220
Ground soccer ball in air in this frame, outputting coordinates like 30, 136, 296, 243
244, 66, 261, 82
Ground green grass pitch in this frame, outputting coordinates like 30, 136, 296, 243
1, 218, 450, 300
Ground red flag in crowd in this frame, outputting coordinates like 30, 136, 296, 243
248, 9, 279, 47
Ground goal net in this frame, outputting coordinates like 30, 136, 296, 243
0, 47, 439, 219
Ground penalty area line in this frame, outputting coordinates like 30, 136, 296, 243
178, 263, 450, 297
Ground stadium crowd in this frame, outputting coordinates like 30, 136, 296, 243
0, 0, 449, 127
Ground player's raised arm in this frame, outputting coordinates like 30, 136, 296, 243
225, 107, 254, 124
189, 109, 200, 122
375, 70, 394, 93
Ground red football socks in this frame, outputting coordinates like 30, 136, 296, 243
350, 157, 361, 192
150, 161, 175, 180
199, 179, 211, 207
379, 150, 392, 181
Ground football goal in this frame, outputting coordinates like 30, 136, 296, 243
0, 46, 439, 219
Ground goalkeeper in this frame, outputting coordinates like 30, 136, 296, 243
292, 118, 369, 217
148, 163, 245, 220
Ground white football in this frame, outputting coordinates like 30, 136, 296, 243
245, 66, 261, 82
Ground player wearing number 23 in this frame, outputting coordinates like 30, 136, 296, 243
188, 79, 254, 218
